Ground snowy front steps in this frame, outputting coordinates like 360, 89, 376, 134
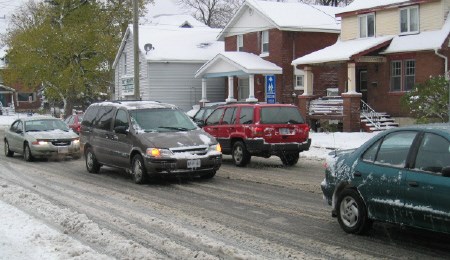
360, 112, 398, 132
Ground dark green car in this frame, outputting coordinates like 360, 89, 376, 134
321, 124, 450, 235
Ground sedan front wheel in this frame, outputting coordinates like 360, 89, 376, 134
336, 189, 372, 234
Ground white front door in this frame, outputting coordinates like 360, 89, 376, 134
238, 78, 249, 101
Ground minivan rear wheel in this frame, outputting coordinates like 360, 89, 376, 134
232, 141, 251, 167
85, 147, 101, 173
132, 154, 148, 184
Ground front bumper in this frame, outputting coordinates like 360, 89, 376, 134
245, 138, 311, 155
31, 143, 81, 158
144, 153, 222, 176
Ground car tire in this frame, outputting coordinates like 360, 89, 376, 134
4, 140, 13, 157
200, 170, 216, 179
132, 154, 148, 184
85, 147, 101, 173
23, 143, 34, 162
280, 152, 299, 166
232, 141, 251, 167
336, 189, 372, 234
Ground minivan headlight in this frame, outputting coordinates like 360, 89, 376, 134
146, 148, 173, 158
209, 143, 222, 153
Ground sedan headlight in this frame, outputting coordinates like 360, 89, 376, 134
146, 148, 173, 158
72, 138, 80, 144
32, 140, 49, 145
209, 143, 222, 153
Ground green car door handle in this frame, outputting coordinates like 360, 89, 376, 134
408, 181, 419, 187
353, 171, 362, 177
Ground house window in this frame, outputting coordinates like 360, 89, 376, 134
18, 93, 35, 102
294, 68, 305, 90
359, 13, 375, 38
123, 53, 127, 74
237, 35, 243, 52
400, 6, 419, 34
261, 30, 269, 54
390, 60, 415, 92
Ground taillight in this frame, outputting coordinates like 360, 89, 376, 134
76, 125, 81, 132
251, 126, 264, 137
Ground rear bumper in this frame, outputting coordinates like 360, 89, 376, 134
245, 138, 311, 155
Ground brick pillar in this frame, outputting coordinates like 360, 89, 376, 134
298, 95, 316, 126
342, 93, 362, 132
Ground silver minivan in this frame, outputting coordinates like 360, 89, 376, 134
79, 101, 222, 184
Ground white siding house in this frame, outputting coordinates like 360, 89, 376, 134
112, 19, 225, 111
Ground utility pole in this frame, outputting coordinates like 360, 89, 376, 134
133, 0, 140, 100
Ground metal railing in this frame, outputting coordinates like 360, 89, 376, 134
360, 100, 381, 130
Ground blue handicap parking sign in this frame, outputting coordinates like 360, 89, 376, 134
265, 75, 276, 104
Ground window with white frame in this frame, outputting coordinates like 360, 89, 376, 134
294, 69, 305, 90
359, 13, 375, 38
400, 6, 419, 34
261, 30, 269, 54
390, 59, 415, 92
123, 53, 127, 74
237, 35, 243, 52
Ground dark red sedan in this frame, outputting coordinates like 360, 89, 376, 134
64, 113, 84, 134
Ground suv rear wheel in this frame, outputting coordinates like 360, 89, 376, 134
232, 141, 251, 167
280, 152, 299, 166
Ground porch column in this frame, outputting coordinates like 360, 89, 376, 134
199, 78, 209, 104
226, 76, 237, 102
346, 62, 357, 94
246, 74, 258, 102
302, 66, 313, 96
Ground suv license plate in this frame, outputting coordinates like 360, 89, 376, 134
279, 128, 292, 135
187, 159, 201, 169
58, 146, 69, 154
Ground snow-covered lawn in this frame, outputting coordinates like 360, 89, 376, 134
0, 113, 378, 258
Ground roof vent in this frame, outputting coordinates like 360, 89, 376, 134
144, 43, 154, 54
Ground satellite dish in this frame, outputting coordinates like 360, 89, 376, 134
144, 43, 153, 52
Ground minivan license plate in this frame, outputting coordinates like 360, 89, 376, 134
58, 146, 69, 154
187, 159, 201, 169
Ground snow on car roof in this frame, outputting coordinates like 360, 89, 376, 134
90, 100, 179, 110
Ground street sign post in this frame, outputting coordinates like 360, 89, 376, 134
265, 75, 276, 104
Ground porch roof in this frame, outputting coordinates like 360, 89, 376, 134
0, 84, 15, 92
291, 36, 393, 66
381, 13, 450, 54
195, 52, 282, 79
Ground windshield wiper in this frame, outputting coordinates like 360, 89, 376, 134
158, 126, 190, 131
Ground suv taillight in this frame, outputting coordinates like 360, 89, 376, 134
251, 126, 264, 137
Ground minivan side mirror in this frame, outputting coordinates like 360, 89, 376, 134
442, 166, 450, 177
114, 125, 129, 135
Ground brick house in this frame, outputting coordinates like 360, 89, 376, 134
292, 0, 450, 131
195, 0, 342, 105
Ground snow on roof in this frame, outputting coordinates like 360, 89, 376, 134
337, 0, 410, 15
134, 25, 223, 62
196, 52, 282, 78
292, 36, 394, 65
382, 13, 450, 54
218, 0, 341, 40
141, 14, 205, 28
246, 0, 342, 30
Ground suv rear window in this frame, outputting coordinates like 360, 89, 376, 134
260, 107, 304, 124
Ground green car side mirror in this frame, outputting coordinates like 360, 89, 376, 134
442, 166, 450, 177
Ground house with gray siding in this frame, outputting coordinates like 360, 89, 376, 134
112, 17, 225, 111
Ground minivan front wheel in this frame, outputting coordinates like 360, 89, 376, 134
232, 141, 251, 167
132, 155, 148, 184
336, 189, 372, 234
85, 147, 101, 173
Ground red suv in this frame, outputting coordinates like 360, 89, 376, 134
203, 103, 311, 166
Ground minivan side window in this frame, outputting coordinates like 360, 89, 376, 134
114, 109, 129, 128
206, 108, 225, 126
82, 106, 99, 127
239, 107, 254, 124
96, 106, 115, 130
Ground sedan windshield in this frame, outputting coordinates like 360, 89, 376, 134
130, 108, 197, 132
25, 119, 69, 132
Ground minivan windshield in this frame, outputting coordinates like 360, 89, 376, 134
130, 108, 198, 132
260, 107, 304, 124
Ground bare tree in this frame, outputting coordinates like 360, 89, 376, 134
177, 0, 244, 28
